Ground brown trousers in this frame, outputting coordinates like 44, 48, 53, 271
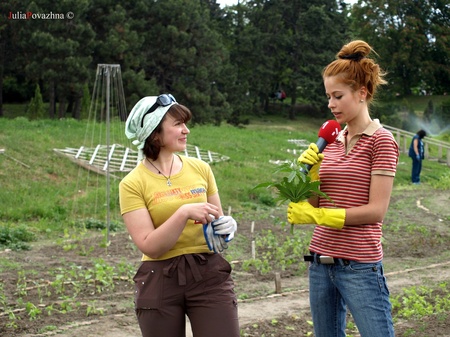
133, 253, 239, 337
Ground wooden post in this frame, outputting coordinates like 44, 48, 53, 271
275, 272, 281, 294
447, 149, 450, 166
251, 221, 255, 259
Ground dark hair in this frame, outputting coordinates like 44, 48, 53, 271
417, 130, 427, 139
322, 40, 387, 104
143, 104, 192, 160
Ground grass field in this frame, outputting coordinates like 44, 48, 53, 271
0, 112, 449, 241
1, 111, 450, 336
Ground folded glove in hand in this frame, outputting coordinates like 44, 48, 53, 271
212, 216, 237, 242
203, 222, 228, 253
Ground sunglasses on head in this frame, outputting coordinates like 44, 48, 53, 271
140, 94, 177, 127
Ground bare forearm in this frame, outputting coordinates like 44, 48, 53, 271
343, 204, 388, 226
138, 207, 190, 258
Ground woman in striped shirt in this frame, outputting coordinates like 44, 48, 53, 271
287, 40, 399, 337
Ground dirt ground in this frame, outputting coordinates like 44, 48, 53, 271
1, 186, 450, 337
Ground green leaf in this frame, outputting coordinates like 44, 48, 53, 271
287, 170, 297, 183
253, 159, 333, 206
253, 182, 274, 189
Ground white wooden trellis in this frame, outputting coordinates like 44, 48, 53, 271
287, 139, 310, 147
269, 139, 310, 165
54, 144, 138, 175
183, 145, 230, 164
54, 143, 230, 176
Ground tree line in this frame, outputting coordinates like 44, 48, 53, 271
0, 0, 448, 125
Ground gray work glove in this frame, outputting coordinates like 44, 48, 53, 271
203, 222, 228, 253
212, 216, 237, 242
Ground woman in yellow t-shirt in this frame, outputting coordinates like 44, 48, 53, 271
119, 94, 239, 337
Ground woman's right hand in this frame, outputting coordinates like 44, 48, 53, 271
298, 143, 324, 181
182, 202, 220, 224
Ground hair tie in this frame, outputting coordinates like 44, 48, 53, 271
339, 53, 364, 61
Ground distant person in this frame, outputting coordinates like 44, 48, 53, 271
287, 40, 399, 337
408, 129, 427, 184
273, 90, 286, 102
119, 94, 239, 337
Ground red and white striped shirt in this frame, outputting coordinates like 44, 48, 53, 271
309, 120, 399, 262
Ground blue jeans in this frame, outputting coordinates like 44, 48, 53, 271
308, 258, 395, 337
411, 157, 422, 183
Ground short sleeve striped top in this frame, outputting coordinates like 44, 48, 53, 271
309, 119, 399, 262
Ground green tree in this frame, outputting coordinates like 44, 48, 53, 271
23, 0, 95, 119
350, 0, 450, 96
282, 0, 349, 118
227, 0, 349, 119
87, 1, 158, 112
27, 84, 45, 119
0, 0, 29, 117
242, 0, 287, 114
134, 0, 232, 124
80, 83, 91, 120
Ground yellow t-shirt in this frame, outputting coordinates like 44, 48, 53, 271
119, 155, 218, 261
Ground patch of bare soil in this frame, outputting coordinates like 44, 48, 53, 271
1, 187, 450, 337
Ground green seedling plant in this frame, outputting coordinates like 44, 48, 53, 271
50, 269, 67, 295
16, 270, 28, 297
38, 325, 58, 333
59, 296, 77, 314
86, 300, 104, 316
254, 160, 331, 233
254, 160, 327, 204
6, 310, 20, 329
89, 258, 116, 293
25, 301, 42, 320
44, 304, 56, 316
0, 283, 19, 329
391, 282, 450, 319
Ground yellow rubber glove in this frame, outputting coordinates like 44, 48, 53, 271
298, 143, 324, 182
287, 201, 346, 229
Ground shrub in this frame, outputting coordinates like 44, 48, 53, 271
26, 84, 46, 120
0, 224, 36, 250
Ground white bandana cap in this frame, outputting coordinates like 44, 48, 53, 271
125, 96, 177, 161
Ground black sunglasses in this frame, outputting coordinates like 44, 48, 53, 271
140, 94, 177, 127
